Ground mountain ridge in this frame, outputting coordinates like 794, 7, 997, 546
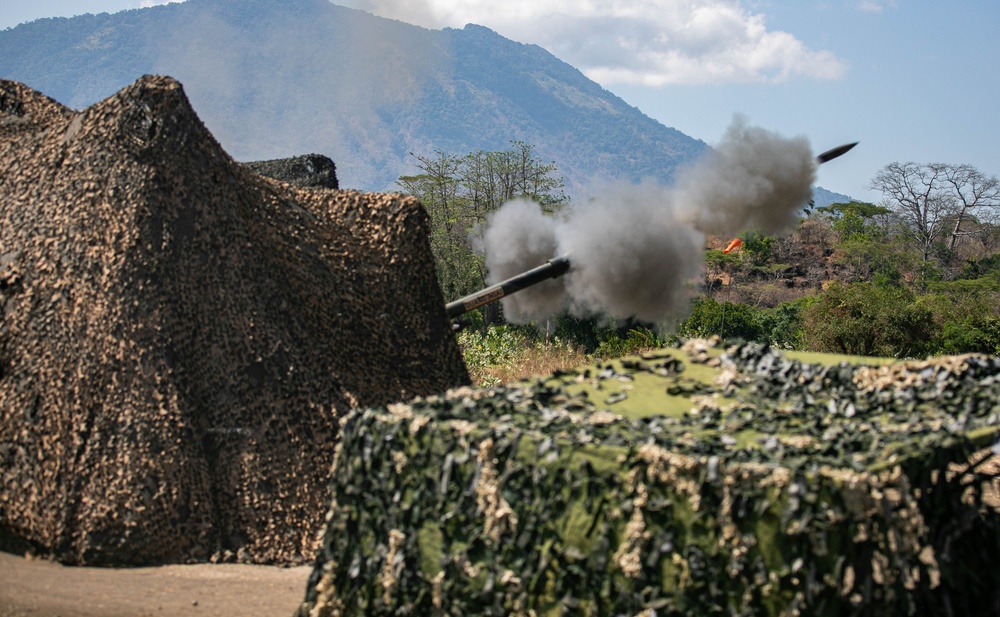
0, 0, 709, 195
812, 185, 856, 209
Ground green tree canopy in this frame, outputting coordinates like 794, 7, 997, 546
817, 201, 893, 241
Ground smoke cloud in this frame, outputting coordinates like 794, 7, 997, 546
481, 117, 818, 326
559, 181, 705, 323
482, 198, 566, 322
676, 115, 816, 237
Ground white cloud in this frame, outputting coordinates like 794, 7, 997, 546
344, 0, 847, 86
857, 0, 897, 14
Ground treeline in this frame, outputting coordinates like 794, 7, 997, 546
400, 147, 1000, 360
684, 163, 1000, 357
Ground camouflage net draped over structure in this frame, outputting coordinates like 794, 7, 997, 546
243, 154, 340, 190
0, 76, 468, 565
300, 341, 1000, 616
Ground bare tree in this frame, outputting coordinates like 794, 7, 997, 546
869, 162, 1000, 261
942, 164, 1000, 249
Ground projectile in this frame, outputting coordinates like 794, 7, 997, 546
816, 142, 859, 165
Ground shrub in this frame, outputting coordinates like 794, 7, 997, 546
918, 285, 1000, 355
593, 326, 666, 358
757, 297, 813, 349
457, 325, 526, 386
677, 297, 764, 341
938, 318, 1000, 355
802, 282, 935, 358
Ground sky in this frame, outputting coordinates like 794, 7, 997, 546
2, 0, 998, 203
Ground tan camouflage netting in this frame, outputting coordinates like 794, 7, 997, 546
0, 75, 469, 566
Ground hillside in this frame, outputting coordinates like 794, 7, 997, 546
0, 0, 708, 195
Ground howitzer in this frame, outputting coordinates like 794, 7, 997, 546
444, 142, 859, 320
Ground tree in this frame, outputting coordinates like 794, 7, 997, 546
919, 281, 1000, 355
677, 297, 764, 342
397, 142, 567, 310
817, 201, 893, 241
942, 164, 1000, 249
397, 151, 479, 302
740, 232, 775, 268
868, 162, 1000, 263
461, 141, 567, 217
817, 201, 908, 284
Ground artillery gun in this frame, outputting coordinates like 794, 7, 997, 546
445, 142, 858, 322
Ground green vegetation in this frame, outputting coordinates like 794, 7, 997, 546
687, 189, 1000, 359
457, 325, 579, 387
306, 154, 1000, 616
457, 324, 662, 387
802, 282, 935, 357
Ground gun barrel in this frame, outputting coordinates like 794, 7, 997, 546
445, 255, 571, 319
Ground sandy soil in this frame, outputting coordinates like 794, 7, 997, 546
0, 551, 311, 617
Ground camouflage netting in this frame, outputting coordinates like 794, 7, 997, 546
244, 154, 340, 190
0, 75, 469, 566
300, 340, 1000, 616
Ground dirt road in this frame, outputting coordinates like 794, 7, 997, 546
0, 551, 311, 617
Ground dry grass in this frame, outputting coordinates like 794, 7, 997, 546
459, 325, 669, 387
463, 337, 589, 386
458, 326, 588, 386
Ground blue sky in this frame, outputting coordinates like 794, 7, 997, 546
2, 1, 998, 203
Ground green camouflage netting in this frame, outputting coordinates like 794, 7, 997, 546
299, 340, 1000, 616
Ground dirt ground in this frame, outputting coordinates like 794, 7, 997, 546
0, 551, 311, 617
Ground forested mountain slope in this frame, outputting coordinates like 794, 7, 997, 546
0, 0, 708, 193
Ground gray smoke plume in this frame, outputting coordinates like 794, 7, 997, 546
558, 181, 705, 323
482, 198, 566, 322
677, 115, 816, 237
481, 117, 817, 325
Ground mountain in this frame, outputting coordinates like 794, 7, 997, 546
811, 186, 857, 209
0, 0, 708, 195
